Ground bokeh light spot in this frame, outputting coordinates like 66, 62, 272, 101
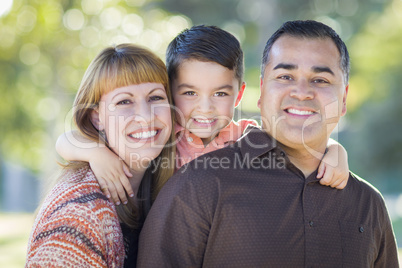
139, 29, 162, 51
100, 7, 123, 30
19, 43, 40, 66
125, 0, 146, 7
30, 64, 53, 87
81, 0, 103, 15
79, 26, 100, 48
223, 21, 245, 43
166, 15, 190, 36
17, 6, 37, 33
122, 13, 144, 36
237, 0, 264, 22
0, 26, 16, 49
36, 97, 61, 121
63, 9, 85, 31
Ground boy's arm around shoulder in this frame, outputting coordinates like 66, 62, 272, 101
137, 162, 218, 267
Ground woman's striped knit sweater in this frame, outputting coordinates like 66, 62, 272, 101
26, 165, 125, 267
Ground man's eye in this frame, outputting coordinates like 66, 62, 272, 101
279, 75, 293, 80
214, 92, 228, 97
312, 78, 328, 84
117, 100, 131, 105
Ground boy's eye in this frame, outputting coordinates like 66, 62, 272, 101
214, 92, 228, 97
150, 95, 166, 101
117, 99, 131, 105
183, 91, 196, 96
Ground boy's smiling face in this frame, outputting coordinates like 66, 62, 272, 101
172, 59, 245, 145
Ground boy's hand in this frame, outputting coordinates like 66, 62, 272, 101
89, 149, 134, 205
317, 141, 349, 189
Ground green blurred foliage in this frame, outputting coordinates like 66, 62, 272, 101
341, 0, 402, 192
0, 0, 191, 172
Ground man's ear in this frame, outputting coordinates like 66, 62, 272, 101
234, 82, 246, 107
90, 108, 104, 131
341, 85, 349, 116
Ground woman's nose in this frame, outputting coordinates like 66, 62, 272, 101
134, 101, 153, 124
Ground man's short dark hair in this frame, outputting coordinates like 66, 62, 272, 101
261, 20, 350, 84
166, 25, 244, 86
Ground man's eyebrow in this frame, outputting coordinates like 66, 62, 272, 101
273, 63, 297, 70
312, 66, 334, 76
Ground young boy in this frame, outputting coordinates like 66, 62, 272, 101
56, 25, 349, 205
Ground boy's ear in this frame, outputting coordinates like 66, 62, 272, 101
257, 77, 263, 109
90, 108, 104, 131
234, 82, 246, 107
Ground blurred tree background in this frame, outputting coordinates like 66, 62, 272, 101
0, 0, 401, 264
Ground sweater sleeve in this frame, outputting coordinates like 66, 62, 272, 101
25, 168, 125, 268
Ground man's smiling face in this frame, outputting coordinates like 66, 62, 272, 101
258, 35, 348, 150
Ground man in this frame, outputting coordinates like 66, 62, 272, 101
137, 20, 399, 267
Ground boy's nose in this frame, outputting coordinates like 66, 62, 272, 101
196, 97, 213, 113
290, 80, 314, 100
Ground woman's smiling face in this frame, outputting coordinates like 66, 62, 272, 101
93, 82, 172, 170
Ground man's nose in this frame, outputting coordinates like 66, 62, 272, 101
290, 79, 314, 100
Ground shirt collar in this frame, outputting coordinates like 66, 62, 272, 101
237, 126, 324, 182
237, 125, 281, 161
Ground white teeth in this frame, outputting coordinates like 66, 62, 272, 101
129, 130, 157, 139
287, 108, 314, 115
194, 118, 215, 124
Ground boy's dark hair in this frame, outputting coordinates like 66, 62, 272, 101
166, 25, 244, 86
261, 20, 350, 84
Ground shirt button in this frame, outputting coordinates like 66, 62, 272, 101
187, 137, 193, 142
359, 226, 364, 233
309, 221, 314, 227
280, 151, 285, 157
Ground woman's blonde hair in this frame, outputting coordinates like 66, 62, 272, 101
69, 43, 175, 228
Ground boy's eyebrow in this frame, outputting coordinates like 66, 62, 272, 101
177, 83, 234, 91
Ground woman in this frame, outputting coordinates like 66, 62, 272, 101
25, 44, 175, 267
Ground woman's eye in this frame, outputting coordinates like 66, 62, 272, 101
150, 95, 165, 101
214, 92, 228, 97
117, 99, 131, 105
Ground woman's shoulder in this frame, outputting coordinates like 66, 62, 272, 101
41, 165, 113, 217
26, 165, 124, 267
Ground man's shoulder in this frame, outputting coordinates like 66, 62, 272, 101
347, 172, 386, 204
